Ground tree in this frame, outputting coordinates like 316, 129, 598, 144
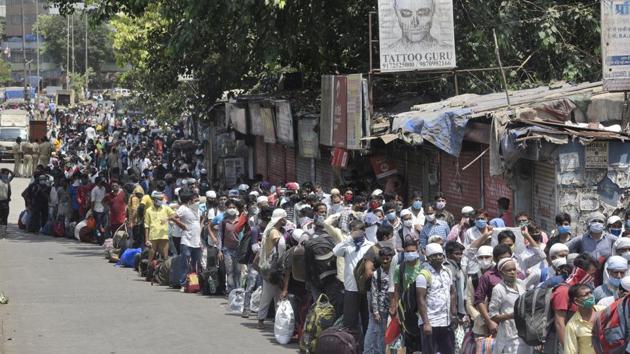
34, 14, 116, 86
0, 59, 11, 84
50, 0, 603, 121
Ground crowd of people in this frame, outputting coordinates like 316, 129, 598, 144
9, 101, 630, 354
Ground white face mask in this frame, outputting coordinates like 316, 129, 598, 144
426, 214, 436, 222
478, 258, 493, 270
403, 220, 413, 228
551, 256, 567, 269
379, 238, 394, 249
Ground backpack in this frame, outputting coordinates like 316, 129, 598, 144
353, 245, 380, 294
592, 295, 629, 354
396, 264, 431, 339
40, 220, 54, 235
53, 220, 65, 237
514, 283, 567, 346
292, 244, 306, 282
18, 210, 29, 230
119, 248, 142, 268
146, 259, 160, 282
261, 243, 286, 287
237, 228, 253, 265
185, 273, 200, 293
299, 294, 336, 353
200, 269, 217, 295
315, 327, 360, 354
154, 257, 172, 286
304, 235, 337, 289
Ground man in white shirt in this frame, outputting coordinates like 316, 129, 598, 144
417, 243, 456, 354
332, 219, 375, 338
176, 189, 201, 290
91, 177, 106, 241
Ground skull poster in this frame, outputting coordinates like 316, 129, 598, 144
378, 0, 456, 72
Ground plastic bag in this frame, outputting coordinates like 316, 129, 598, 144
227, 288, 245, 314
249, 287, 262, 313
274, 299, 295, 344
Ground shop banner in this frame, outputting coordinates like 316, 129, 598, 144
378, 0, 456, 72
602, 0, 630, 91
346, 74, 363, 150
226, 102, 247, 134
320, 75, 335, 146
223, 157, 244, 187
248, 102, 264, 136
370, 155, 398, 179
298, 118, 320, 159
274, 100, 294, 145
331, 147, 349, 168
332, 76, 348, 148
261, 106, 276, 144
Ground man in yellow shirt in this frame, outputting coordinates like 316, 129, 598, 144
564, 284, 603, 354
144, 191, 186, 263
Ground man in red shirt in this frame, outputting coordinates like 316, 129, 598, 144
104, 180, 127, 236
77, 174, 95, 219
547, 253, 598, 354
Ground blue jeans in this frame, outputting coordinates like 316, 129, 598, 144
242, 265, 261, 312
363, 312, 388, 354
223, 248, 241, 292
179, 244, 202, 286
93, 211, 106, 239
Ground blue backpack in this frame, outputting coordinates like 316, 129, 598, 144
119, 248, 142, 268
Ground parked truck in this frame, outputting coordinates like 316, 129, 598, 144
0, 109, 30, 161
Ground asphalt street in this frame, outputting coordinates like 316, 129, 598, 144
0, 163, 297, 354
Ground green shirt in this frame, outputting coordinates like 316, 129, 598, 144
394, 261, 422, 291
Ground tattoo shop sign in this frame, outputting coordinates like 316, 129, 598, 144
378, 0, 456, 72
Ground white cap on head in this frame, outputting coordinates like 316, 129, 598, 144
477, 245, 493, 258
549, 243, 569, 257
614, 237, 630, 251
257, 196, 268, 204
174, 187, 181, 196
238, 184, 249, 191
330, 188, 340, 195
461, 206, 475, 214
371, 189, 383, 197
427, 235, 443, 244
205, 190, 217, 199
621, 275, 630, 292
249, 191, 259, 197
425, 243, 443, 257
608, 215, 622, 225
400, 209, 412, 217
606, 255, 628, 271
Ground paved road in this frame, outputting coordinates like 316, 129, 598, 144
0, 164, 297, 354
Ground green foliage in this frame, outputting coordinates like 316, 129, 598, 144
50, 0, 603, 121
0, 59, 11, 84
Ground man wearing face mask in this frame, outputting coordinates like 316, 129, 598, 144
0, 168, 14, 239
417, 243, 457, 354
465, 245, 494, 338
593, 255, 627, 303
405, 191, 425, 226
566, 212, 618, 260
606, 215, 624, 237
103, 181, 126, 239
176, 190, 202, 291
564, 284, 603, 354
328, 190, 344, 215
545, 213, 573, 255
399, 209, 420, 246
220, 200, 246, 293
534, 243, 571, 289
434, 192, 454, 227
144, 191, 185, 264
448, 206, 474, 245
388, 237, 423, 353
419, 205, 450, 251
333, 219, 375, 338
444, 242, 467, 331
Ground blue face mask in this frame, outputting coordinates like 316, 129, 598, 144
590, 222, 605, 233
404, 251, 419, 262
475, 219, 487, 230
386, 212, 397, 222
610, 228, 622, 237
558, 225, 571, 235
412, 201, 422, 210
609, 277, 621, 288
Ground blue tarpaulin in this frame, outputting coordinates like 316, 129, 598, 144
401, 108, 472, 156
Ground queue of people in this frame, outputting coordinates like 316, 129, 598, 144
14, 104, 630, 354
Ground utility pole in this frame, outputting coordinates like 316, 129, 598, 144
71, 13, 75, 75
20, 0, 27, 102
36, 0, 40, 93
85, 11, 88, 96
66, 16, 69, 89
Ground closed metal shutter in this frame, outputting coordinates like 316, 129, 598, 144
482, 153, 513, 219
406, 149, 424, 201
316, 148, 335, 191
296, 157, 313, 184
440, 149, 482, 218
532, 160, 557, 232
255, 137, 267, 178
285, 146, 297, 182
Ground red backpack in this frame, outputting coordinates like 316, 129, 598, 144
592, 295, 629, 354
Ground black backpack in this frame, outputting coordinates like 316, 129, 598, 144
514, 283, 568, 346
304, 235, 337, 289
237, 228, 253, 265
396, 259, 421, 342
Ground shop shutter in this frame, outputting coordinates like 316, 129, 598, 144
255, 137, 267, 178
406, 148, 424, 201
267, 143, 286, 184
316, 148, 335, 191
532, 160, 557, 233
285, 146, 297, 182
482, 154, 513, 220
296, 157, 312, 184
440, 150, 482, 219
